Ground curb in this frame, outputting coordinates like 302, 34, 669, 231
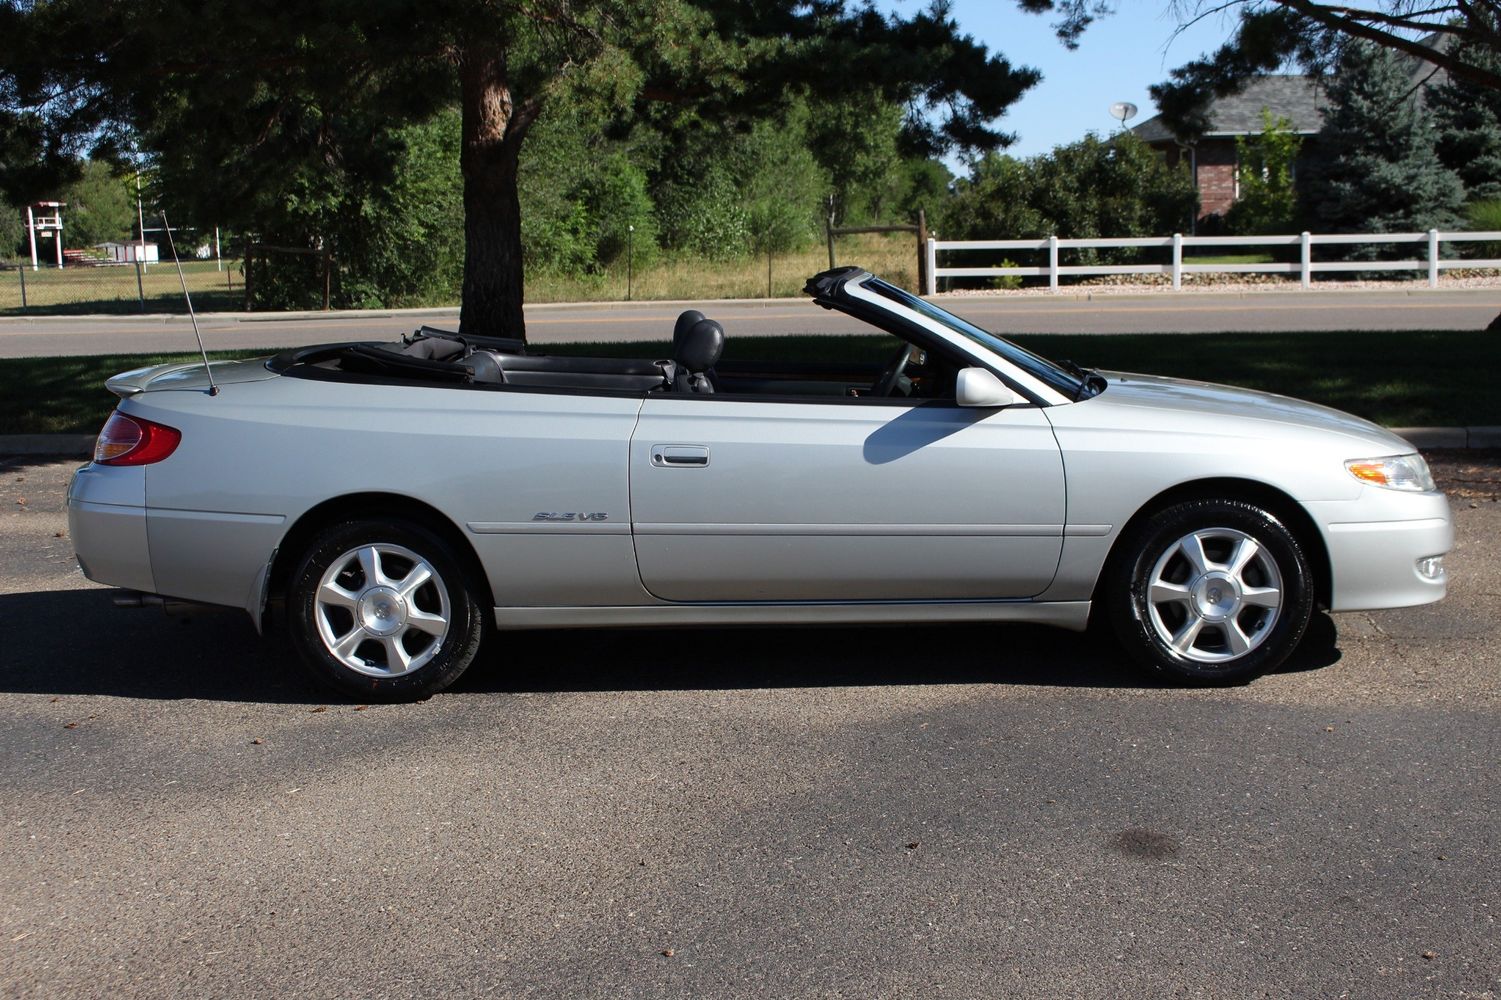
0, 434, 96, 456
4, 427, 1498, 457
1393, 427, 1501, 448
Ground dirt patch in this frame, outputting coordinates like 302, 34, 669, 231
1425, 449, 1501, 503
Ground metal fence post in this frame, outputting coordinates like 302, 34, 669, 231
1171, 233, 1183, 290
825, 201, 836, 271
134, 259, 145, 311
925, 238, 937, 296
916, 208, 928, 293
1048, 235, 1059, 293
1427, 229, 1440, 288
1300, 232, 1312, 289
17, 263, 26, 310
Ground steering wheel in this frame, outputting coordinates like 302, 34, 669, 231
872, 345, 913, 397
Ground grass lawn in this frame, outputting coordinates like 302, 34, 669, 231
527, 233, 921, 303
0, 259, 245, 315
1181, 253, 1278, 265
1, 234, 924, 315
1, 330, 1493, 436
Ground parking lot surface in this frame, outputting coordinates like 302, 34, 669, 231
2, 455, 1498, 999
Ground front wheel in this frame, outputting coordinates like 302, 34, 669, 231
287, 519, 486, 700
1106, 499, 1315, 684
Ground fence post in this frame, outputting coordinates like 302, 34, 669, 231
134, 258, 145, 311
825, 209, 836, 271
244, 241, 254, 311
916, 208, 928, 293
1171, 233, 1183, 291
1427, 228, 1439, 288
925, 238, 937, 296
17, 263, 26, 309
1048, 235, 1059, 293
1300, 232, 1312, 289
322, 249, 331, 311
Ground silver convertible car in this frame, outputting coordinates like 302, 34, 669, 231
69, 267, 1451, 699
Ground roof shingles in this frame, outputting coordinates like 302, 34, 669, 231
1133, 75, 1325, 143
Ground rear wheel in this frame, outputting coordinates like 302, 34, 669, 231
1106, 499, 1314, 684
287, 519, 485, 700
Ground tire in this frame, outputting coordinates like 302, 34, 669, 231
287, 518, 486, 701
1105, 498, 1314, 684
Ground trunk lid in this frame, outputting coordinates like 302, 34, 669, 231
105, 359, 279, 398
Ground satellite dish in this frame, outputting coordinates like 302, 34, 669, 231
1109, 101, 1139, 125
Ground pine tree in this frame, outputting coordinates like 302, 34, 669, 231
1299, 42, 1465, 245
1429, 39, 1501, 203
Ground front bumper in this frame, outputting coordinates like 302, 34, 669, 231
1303, 489, 1452, 612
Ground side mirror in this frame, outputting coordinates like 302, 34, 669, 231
955, 367, 1017, 408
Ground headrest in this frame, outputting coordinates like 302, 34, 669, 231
676, 318, 724, 373
673, 310, 706, 354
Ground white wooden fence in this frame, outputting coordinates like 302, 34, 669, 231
923, 230, 1501, 295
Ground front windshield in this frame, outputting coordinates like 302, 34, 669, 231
866, 278, 1086, 398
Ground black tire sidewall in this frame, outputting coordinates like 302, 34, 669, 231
287, 519, 485, 700
1108, 499, 1314, 684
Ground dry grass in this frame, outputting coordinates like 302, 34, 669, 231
0, 259, 243, 314
527, 233, 924, 303
3, 234, 921, 314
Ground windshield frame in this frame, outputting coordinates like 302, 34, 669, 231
861, 277, 1087, 400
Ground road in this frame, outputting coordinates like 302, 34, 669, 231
2, 287, 1500, 358
2, 454, 1498, 998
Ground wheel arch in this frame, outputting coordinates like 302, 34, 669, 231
1092, 477, 1332, 613
264, 492, 495, 627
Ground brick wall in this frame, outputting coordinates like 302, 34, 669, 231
1195, 141, 1238, 220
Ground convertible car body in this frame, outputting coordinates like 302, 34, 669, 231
69, 267, 1451, 697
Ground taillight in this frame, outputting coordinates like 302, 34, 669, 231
95, 412, 182, 466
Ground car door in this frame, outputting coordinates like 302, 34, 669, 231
628, 395, 1066, 602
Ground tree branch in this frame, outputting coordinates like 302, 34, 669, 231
1272, 0, 1501, 89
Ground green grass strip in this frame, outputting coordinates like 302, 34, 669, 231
1, 331, 1494, 435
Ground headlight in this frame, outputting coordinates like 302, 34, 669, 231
1345, 454, 1436, 492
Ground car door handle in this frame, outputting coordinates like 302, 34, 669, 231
651, 445, 710, 468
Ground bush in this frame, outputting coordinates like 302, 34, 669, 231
0, 204, 22, 260
1465, 198, 1501, 261
944, 133, 1195, 244
1226, 110, 1303, 235
579, 155, 659, 269
989, 259, 1023, 290
656, 167, 749, 260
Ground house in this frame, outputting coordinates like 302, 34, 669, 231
1132, 75, 1324, 222
1133, 35, 1449, 224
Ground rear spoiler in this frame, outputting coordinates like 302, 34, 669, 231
105, 362, 210, 398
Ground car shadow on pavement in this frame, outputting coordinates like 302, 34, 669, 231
0, 588, 318, 704
0, 587, 1341, 703
0, 454, 89, 475
462, 613, 1342, 695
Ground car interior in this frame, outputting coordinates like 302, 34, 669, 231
278, 312, 963, 402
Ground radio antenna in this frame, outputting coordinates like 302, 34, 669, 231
160, 210, 219, 396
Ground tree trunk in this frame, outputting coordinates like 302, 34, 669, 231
458, 49, 533, 341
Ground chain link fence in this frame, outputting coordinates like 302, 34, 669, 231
0, 256, 242, 315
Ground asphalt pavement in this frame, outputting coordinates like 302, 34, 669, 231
1, 454, 1498, 998
2, 287, 1500, 358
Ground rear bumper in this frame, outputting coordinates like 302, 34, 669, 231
1304, 490, 1452, 612
67, 463, 155, 594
